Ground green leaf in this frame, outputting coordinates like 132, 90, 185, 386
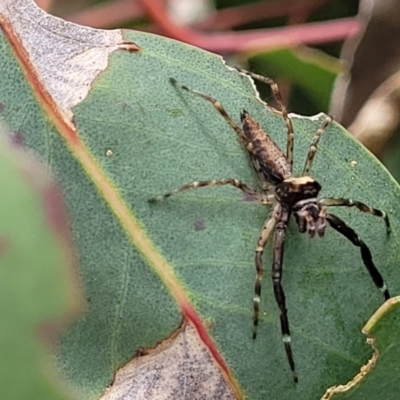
326, 297, 400, 400
1, 1, 400, 399
0, 124, 81, 400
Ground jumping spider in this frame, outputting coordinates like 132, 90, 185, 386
150, 71, 391, 382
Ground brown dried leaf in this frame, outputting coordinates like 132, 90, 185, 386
100, 322, 236, 400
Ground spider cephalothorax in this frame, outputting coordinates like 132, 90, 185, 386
274, 176, 326, 237
150, 73, 391, 382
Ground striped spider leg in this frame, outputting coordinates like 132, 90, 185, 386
150, 73, 391, 382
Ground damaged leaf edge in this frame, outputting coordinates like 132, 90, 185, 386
321, 296, 400, 400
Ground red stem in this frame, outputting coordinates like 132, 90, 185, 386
197, 0, 329, 30
137, 0, 360, 53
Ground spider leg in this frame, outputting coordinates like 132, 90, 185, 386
170, 77, 289, 187
149, 178, 264, 202
254, 204, 281, 340
170, 78, 249, 146
270, 206, 298, 382
235, 68, 294, 171
302, 116, 332, 176
326, 213, 390, 300
320, 197, 390, 234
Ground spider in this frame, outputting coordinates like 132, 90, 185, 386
149, 71, 391, 382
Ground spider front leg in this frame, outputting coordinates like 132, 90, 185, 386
320, 197, 390, 234
149, 178, 261, 202
326, 213, 390, 300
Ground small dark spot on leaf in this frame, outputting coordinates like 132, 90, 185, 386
0, 103, 4, 112
194, 220, 205, 231
43, 184, 71, 240
11, 130, 24, 147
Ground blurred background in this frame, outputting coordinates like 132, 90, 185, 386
35, 0, 400, 183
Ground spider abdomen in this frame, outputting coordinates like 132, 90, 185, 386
241, 110, 291, 185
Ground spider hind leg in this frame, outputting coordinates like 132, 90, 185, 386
272, 206, 298, 382
170, 77, 249, 145
253, 203, 298, 382
235, 68, 295, 170
253, 205, 281, 339
302, 116, 332, 176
